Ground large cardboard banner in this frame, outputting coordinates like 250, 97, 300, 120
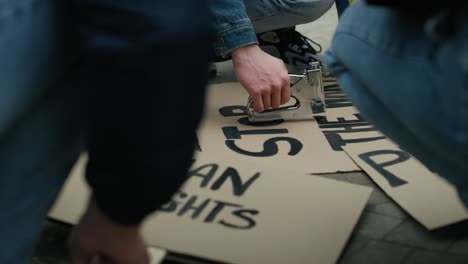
50, 155, 371, 264
343, 141, 468, 229
308, 77, 468, 229
198, 79, 468, 230
197, 82, 360, 174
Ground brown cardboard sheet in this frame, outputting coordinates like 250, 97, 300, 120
49, 155, 371, 264
316, 78, 468, 229
342, 140, 468, 229
196, 82, 360, 174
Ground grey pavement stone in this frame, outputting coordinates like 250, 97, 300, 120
403, 250, 468, 264
340, 240, 413, 264
384, 220, 456, 251
339, 234, 373, 262
447, 222, 468, 257
448, 238, 468, 257
355, 212, 404, 240
365, 202, 408, 220
367, 187, 391, 206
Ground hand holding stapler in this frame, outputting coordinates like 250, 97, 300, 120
246, 61, 325, 123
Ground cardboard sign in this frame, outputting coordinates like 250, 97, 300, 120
49, 155, 371, 264
196, 83, 360, 174
343, 140, 468, 229
313, 77, 468, 229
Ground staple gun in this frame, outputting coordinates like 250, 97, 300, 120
246, 61, 325, 122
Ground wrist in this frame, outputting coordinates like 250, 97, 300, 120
231, 44, 260, 60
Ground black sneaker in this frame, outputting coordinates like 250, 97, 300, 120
257, 27, 328, 74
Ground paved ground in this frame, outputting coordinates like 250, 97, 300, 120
31, 4, 468, 263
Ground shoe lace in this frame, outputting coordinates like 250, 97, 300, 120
295, 32, 323, 54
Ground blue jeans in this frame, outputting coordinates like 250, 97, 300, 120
325, 1, 468, 204
245, 0, 335, 33
334, 0, 352, 17
0, 1, 84, 263
212, 0, 334, 56
0, 0, 212, 263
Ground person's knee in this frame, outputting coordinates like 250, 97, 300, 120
281, 0, 334, 22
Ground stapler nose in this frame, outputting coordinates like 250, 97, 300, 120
247, 61, 325, 123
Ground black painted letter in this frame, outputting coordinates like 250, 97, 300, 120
211, 167, 260, 196
225, 137, 303, 157
177, 196, 211, 219
204, 200, 241, 223
220, 209, 259, 230
359, 150, 410, 187
188, 163, 219, 188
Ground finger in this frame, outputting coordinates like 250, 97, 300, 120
281, 77, 291, 105
271, 86, 281, 108
253, 94, 264, 113
262, 92, 271, 111
278, 61, 290, 105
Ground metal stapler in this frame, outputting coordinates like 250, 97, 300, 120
247, 61, 325, 123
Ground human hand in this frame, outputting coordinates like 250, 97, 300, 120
68, 198, 149, 264
231, 44, 290, 112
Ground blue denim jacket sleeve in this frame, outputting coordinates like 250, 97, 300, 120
211, 0, 258, 57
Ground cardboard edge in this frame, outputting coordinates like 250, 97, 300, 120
340, 147, 468, 230
333, 186, 373, 263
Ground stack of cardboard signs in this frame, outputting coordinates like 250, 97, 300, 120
49, 77, 468, 264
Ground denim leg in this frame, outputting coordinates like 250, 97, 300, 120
325, 1, 468, 203
0, 0, 82, 263
335, 0, 352, 17
0, 0, 77, 137
0, 81, 85, 264
244, 0, 334, 33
